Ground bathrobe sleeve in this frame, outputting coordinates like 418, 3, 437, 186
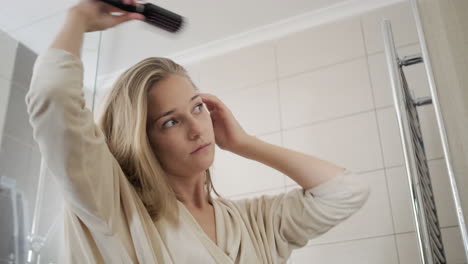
235, 169, 370, 263
25, 48, 120, 234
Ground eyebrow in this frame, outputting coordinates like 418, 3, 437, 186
154, 94, 200, 122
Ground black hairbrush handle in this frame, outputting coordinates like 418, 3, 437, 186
99, 0, 184, 33
99, 0, 138, 12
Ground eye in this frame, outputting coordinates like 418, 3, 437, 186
162, 119, 177, 128
194, 103, 203, 113
161, 103, 204, 129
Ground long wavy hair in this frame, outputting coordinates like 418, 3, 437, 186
96, 57, 221, 222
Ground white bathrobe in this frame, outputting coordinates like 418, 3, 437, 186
25, 48, 370, 264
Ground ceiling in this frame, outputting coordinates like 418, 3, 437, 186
1, 0, 347, 59
1, 0, 398, 87
0, 0, 353, 50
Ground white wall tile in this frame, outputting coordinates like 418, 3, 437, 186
441, 226, 467, 264
12, 44, 36, 89
0, 78, 12, 146
197, 42, 276, 94
276, 17, 365, 78
386, 166, 417, 233
82, 50, 99, 89
428, 159, 460, 228
217, 81, 280, 136
83, 31, 101, 52
4, 84, 34, 147
283, 111, 383, 186
0, 31, 18, 80
368, 44, 431, 108
417, 105, 444, 160
290, 235, 399, 264
395, 232, 423, 264
386, 159, 460, 235
0, 135, 32, 187
183, 63, 202, 88
289, 169, 394, 245
376, 107, 403, 168
376, 106, 444, 169
361, 1, 419, 54
279, 58, 374, 129
211, 132, 284, 197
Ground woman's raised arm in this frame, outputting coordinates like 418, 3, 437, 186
50, 0, 144, 58
25, 0, 143, 234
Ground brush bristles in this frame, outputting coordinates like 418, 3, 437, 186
145, 14, 182, 32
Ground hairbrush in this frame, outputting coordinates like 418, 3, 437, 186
99, 0, 184, 33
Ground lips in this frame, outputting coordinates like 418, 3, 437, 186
191, 143, 210, 154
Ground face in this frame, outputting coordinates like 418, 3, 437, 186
146, 74, 215, 178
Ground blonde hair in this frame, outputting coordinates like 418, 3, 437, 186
96, 57, 221, 223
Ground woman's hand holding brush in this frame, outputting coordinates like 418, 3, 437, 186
50, 0, 144, 58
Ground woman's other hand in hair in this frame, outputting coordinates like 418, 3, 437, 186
199, 93, 253, 154
68, 0, 145, 32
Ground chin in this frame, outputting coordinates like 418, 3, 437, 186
201, 153, 215, 170
190, 145, 215, 169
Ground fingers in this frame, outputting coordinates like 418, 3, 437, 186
102, 0, 138, 12
105, 4, 128, 13
101, 1, 145, 24
111, 12, 144, 26
199, 93, 226, 113
199, 93, 217, 109
130, 13, 145, 21
110, 0, 144, 20
199, 93, 219, 103
122, 0, 139, 5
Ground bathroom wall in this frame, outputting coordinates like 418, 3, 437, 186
0, 29, 39, 264
178, 1, 465, 263
1, 1, 465, 263
416, 0, 468, 251
0, 29, 98, 263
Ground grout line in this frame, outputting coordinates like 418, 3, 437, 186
217, 39, 420, 98
276, 54, 367, 81
215, 78, 278, 97
280, 107, 376, 132
243, 163, 448, 201
440, 225, 462, 230
7, 74, 32, 94
360, 15, 402, 262
277, 39, 418, 84
254, 107, 379, 137
307, 233, 397, 247
306, 224, 462, 248
282, 156, 446, 189
272, 41, 288, 194
255, 103, 393, 137
365, 41, 421, 57
3, 133, 34, 150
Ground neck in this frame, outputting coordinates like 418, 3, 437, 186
168, 170, 211, 210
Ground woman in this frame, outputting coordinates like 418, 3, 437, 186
26, 0, 370, 263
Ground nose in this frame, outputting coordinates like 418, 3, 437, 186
187, 116, 202, 140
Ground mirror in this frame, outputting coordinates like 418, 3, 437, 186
0, 0, 466, 263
